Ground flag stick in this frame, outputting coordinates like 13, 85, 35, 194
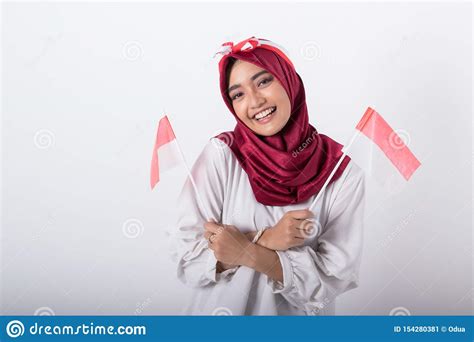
308, 130, 361, 211
166, 114, 212, 221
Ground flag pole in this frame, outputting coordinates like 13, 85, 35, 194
166, 113, 212, 221
308, 130, 361, 211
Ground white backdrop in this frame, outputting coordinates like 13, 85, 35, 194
1, 1, 472, 315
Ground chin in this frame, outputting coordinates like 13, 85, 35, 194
254, 126, 281, 137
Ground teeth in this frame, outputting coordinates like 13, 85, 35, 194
255, 107, 275, 120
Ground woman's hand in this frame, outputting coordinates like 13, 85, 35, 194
204, 221, 253, 267
258, 209, 316, 251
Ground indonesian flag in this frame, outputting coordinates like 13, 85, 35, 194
342, 107, 421, 190
150, 115, 182, 190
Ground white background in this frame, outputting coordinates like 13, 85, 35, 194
1, 1, 472, 315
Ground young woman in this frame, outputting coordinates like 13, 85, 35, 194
170, 37, 365, 315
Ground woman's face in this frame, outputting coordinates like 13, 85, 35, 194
227, 60, 292, 136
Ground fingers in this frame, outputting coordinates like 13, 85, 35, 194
283, 235, 305, 250
204, 230, 218, 250
291, 223, 308, 243
292, 228, 306, 239
286, 209, 315, 221
204, 221, 223, 233
294, 219, 315, 237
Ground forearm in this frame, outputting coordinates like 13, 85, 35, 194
242, 243, 283, 283
213, 231, 283, 280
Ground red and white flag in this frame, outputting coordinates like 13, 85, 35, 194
342, 107, 421, 190
150, 115, 182, 190
149, 114, 212, 219
310, 107, 421, 210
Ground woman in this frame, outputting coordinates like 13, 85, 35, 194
170, 37, 365, 315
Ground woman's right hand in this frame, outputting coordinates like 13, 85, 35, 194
258, 209, 316, 251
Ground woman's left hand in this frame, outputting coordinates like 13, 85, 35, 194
204, 221, 252, 267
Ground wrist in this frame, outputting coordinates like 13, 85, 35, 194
257, 227, 272, 249
241, 242, 258, 269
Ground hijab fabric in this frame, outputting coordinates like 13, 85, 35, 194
215, 36, 351, 206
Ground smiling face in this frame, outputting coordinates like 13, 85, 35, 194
227, 59, 292, 136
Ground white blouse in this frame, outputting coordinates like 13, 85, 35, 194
168, 137, 366, 315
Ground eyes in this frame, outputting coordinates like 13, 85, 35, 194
230, 76, 274, 101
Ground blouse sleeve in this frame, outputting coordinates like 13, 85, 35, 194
170, 139, 239, 288
266, 162, 366, 314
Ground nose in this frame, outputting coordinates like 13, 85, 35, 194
248, 89, 266, 110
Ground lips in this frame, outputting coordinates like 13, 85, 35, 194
253, 106, 277, 121
254, 108, 277, 125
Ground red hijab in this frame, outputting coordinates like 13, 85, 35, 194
215, 37, 351, 206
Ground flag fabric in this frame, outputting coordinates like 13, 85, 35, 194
150, 115, 182, 190
310, 106, 421, 210
343, 107, 421, 187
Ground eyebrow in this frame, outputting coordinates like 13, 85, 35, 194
227, 70, 269, 94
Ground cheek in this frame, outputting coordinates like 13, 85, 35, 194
265, 84, 290, 107
276, 90, 291, 115
233, 102, 249, 121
